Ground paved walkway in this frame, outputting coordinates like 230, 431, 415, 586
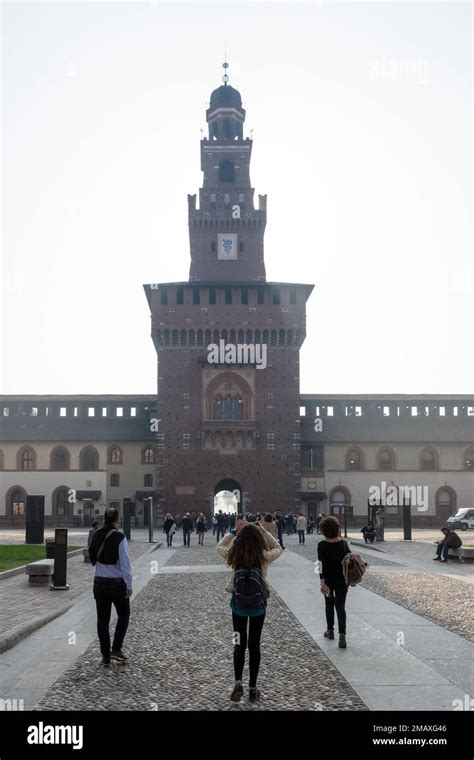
0, 535, 472, 711
269, 548, 473, 710
0, 543, 160, 709
0, 541, 151, 638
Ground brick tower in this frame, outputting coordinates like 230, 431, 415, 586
144, 65, 313, 518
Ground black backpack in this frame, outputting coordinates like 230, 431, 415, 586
89, 529, 116, 566
232, 567, 267, 611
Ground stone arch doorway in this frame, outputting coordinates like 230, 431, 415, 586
214, 478, 242, 516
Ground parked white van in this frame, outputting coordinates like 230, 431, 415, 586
446, 508, 474, 531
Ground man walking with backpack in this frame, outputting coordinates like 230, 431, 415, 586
89, 507, 132, 666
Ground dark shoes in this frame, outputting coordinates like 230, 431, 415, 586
339, 634, 347, 649
324, 629, 335, 640
433, 557, 441, 561
249, 687, 260, 703
111, 649, 128, 662
102, 657, 111, 667
440, 559, 448, 563
230, 681, 244, 702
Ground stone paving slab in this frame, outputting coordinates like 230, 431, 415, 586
34, 571, 367, 712
0, 541, 151, 637
268, 550, 474, 711
0, 545, 161, 709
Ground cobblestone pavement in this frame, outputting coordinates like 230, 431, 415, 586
164, 542, 227, 566
35, 571, 367, 712
0, 542, 151, 636
362, 571, 474, 642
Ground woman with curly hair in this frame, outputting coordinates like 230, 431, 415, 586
317, 515, 351, 648
217, 519, 282, 703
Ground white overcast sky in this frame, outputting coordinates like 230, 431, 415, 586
1, 1, 472, 396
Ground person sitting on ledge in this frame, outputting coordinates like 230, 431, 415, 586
433, 527, 462, 562
361, 523, 376, 544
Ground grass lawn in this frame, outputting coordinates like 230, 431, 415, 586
0, 545, 80, 572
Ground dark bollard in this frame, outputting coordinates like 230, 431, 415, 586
403, 499, 412, 540
145, 498, 154, 543
26, 496, 45, 545
51, 528, 69, 590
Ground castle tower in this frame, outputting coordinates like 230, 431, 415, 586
144, 65, 313, 517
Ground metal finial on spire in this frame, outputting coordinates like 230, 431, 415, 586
222, 54, 229, 85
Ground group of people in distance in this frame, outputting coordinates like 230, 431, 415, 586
162, 512, 209, 547
161, 510, 331, 551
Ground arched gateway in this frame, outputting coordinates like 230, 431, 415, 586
214, 479, 242, 515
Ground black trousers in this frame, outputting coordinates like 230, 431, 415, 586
93, 578, 130, 657
216, 527, 226, 542
232, 612, 266, 687
166, 531, 174, 547
183, 529, 191, 546
324, 582, 348, 635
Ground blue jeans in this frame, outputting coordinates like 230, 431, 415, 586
183, 529, 191, 546
298, 529, 305, 544
436, 541, 449, 560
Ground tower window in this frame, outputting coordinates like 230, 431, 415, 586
241, 287, 248, 305
238, 194, 245, 203
177, 288, 184, 305
257, 287, 265, 305
273, 288, 281, 305
225, 288, 232, 305
239, 242, 244, 252
160, 288, 168, 305
209, 288, 216, 305
219, 160, 235, 183
213, 395, 243, 420
193, 288, 200, 305
224, 194, 230, 205
289, 288, 297, 305
210, 194, 216, 203
211, 241, 216, 252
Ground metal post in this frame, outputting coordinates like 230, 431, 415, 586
123, 499, 131, 540
403, 497, 412, 540
343, 504, 348, 538
147, 498, 154, 543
